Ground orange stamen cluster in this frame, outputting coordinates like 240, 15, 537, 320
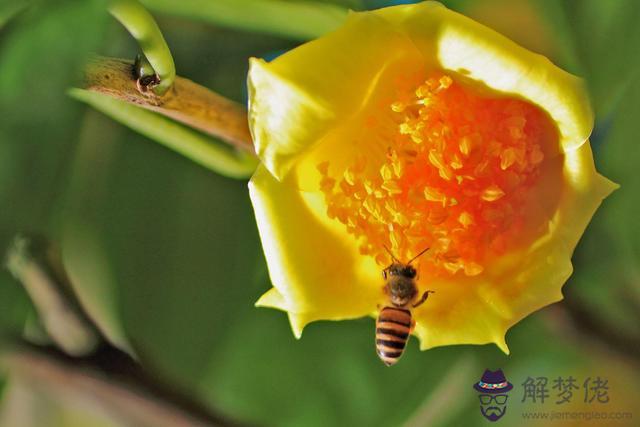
318, 74, 547, 277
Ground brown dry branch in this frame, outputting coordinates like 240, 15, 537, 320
2, 342, 248, 427
83, 56, 254, 154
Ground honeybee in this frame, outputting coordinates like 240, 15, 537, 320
376, 246, 434, 366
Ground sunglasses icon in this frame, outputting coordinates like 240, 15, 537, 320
479, 394, 508, 404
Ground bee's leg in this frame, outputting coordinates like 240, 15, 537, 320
412, 290, 435, 308
410, 318, 416, 333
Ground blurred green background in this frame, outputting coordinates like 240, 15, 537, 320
1, 0, 639, 426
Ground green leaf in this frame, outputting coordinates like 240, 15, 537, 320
140, 0, 349, 41
61, 225, 135, 354
69, 88, 258, 179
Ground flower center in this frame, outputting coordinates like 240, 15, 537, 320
318, 73, 551, 277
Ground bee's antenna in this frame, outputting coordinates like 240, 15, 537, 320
383, 245, 401, 264
407, 246, 430, 265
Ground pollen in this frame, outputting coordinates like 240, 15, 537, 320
481, 185, 506, 202
318, 73, 550, 277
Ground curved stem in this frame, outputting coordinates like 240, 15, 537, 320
108, 0, 175, 96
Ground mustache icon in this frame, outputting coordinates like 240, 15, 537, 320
481, 405, 506, 421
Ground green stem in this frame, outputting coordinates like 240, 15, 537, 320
108, 0, 175, 96
140, 0, 348, 41
69, 88, 258, 179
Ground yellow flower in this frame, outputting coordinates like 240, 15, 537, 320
247, 1, 617, 352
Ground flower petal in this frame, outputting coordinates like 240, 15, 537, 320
247, 11, 415, 180
374, 1, 593, 154
412, 141, 617, 351
249, 165, 382, 337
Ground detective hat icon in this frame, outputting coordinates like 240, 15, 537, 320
473, 369, 513, 394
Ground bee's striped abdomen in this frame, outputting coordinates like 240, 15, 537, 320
376, 306, 412, 366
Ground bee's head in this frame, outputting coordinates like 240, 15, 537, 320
385, 263, 417, 279
385, 263, 418, 307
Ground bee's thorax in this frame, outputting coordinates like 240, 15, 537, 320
387, 279, 417, 308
